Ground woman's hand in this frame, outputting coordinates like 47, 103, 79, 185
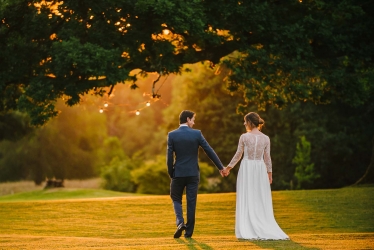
268, 172, 273, 184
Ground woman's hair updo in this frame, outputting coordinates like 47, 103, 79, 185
244, 112, 265, 130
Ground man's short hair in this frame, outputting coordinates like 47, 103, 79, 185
179, 110, 195, 124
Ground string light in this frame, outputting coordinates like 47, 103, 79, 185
92, 81, 168, 116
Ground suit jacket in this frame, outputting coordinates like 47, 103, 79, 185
167, 126, 224, 178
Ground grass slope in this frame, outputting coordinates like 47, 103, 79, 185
0, 187, 373, 249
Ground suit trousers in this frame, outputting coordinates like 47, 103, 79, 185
170, 175, 200, 237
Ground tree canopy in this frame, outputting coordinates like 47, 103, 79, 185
1, 0, 373, 125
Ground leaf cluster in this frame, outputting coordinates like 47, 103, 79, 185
2, 0, 373, 124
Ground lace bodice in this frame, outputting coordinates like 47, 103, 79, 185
228, 133, 272, 172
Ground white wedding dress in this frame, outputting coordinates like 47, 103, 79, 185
228, 132, 289, 240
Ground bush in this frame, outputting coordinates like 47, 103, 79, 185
100, 157, 136, 192
293, 136, 320, 189
132, 155, 217, 194
131, 155, 170, 194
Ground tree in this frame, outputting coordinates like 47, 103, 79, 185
262, 101, 374, 189
162, 62, 245, 191
0, 112, 33, 141
163, 64, 374, 190
100, 156, 136, 192
0, 99, 108, 184
1, 0, 373, 183
1, 0, 373, 125
292, 136, 320, 189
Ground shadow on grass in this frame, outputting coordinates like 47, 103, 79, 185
175, 238, 213, 250
242, 239, 320, 250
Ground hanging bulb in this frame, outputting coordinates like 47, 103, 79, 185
99, 108, 104, 113
146, 101, 150, 107
104, 102, 109, 107
135, 110, 140, 115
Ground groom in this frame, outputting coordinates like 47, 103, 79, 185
167, 110, 226, 238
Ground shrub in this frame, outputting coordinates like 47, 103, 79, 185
131, 155, 216, 194
100, 157, 135, 192
293, 136, 320, 189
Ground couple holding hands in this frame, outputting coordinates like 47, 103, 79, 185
167, 110, 289, 240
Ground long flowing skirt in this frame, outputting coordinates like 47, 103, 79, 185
235, 159, 289, 240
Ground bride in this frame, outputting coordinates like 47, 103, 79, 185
223, 112, 289, 240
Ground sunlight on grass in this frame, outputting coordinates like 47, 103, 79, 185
280, 187, 374, 233
0, 187, 373, 249
0, 188, 138, 202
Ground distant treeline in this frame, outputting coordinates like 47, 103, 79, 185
0, 63, 373, 192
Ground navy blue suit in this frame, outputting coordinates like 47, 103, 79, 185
167, 125, 224, 237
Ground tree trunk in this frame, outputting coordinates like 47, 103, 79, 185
352, 136, 374, 185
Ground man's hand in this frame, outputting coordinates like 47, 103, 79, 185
219, 169, 226, 177
220, 167, 231, 177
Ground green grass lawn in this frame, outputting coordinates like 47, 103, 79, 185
0, 188, 139, 202
0, 186, 373, 249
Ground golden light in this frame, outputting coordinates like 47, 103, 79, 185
104, 102, 109, 108
135, 110, 140, 115
99, 108, 104, 113
163, 29, 170, 35
146, 101, 151, 107
121, 51, 130, 58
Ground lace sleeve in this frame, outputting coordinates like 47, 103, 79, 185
264, 136, 272, 173
228, 135, 244, 168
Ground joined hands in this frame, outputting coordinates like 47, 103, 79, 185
220, 166, 231, 177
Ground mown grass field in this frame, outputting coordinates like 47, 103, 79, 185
0, 186, 373, 249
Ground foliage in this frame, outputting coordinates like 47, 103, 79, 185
164, 63, 374, 190
1, 77, 371, 190
1, 0, 373, 188
131, 155, 171, 195
98, 136, 127, 166
100, 156, 136, 192
131, 155, 215, 194
162, 62, 245, 191
0, 99, 107, 184
1, 0, 373, 125
0, 79, 172, 185
0, 112, 33, 141
101, 83, 167, 159
292, 136, 320, 189
195, 161, 215, 193
224, 1, 374, 110
251, 101, 374, 190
